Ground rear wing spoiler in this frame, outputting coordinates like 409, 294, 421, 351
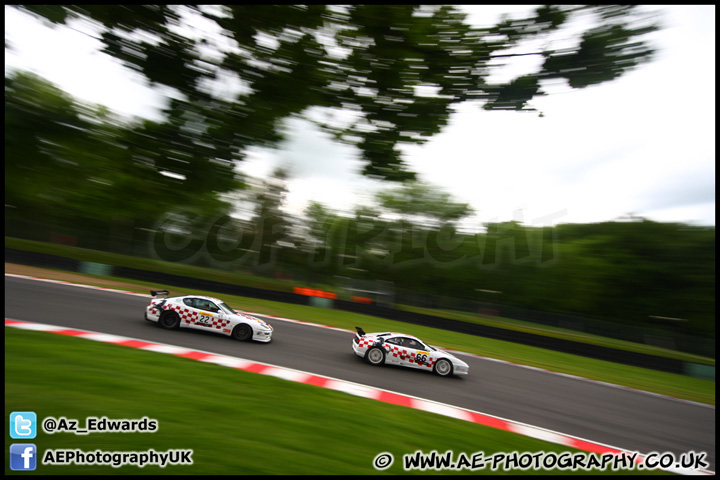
150, 290, 170, 298
355, 326, 385, 347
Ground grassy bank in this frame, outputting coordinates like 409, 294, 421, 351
5, 328, 666, 475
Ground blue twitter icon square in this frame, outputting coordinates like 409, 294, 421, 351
10, 411, 37, 439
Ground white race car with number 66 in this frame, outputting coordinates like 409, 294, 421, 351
145, 290, 273, 342
352, 327, 468, 377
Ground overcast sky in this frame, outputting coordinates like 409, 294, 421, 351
5, 5, 716, 228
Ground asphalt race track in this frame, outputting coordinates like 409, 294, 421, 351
5, 275, 715, 472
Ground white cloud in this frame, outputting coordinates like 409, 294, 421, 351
4, 6, 168, 121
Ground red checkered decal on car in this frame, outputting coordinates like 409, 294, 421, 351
166, 304, 230, 330
356, 337, 375, 349
386, 345, 435, 369
194, 316, 231, 329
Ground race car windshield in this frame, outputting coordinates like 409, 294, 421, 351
217, 302, 235, 315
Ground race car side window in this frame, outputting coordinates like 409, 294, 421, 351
195, 299, 215, 312
402, 338, 424, 349
183, 298, 195, 307
385, 337, 402, 346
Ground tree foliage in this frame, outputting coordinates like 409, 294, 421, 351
5, 71, 236, 250
376, 180, 473, 227
294, 210, 715, 341
14, 4, 658, 181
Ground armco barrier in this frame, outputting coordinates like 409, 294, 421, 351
113, 265, 309, 305
5, 248, 81, 271
4, 248, 704, 375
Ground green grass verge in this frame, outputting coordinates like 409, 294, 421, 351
6, 267, 715, 406
5, 328, 668, 475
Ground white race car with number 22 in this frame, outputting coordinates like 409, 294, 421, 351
144, 290, 273, 342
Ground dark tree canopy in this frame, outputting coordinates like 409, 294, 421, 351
14, 5, 658, 181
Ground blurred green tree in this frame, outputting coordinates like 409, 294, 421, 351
249, 167, 294, 270
5, 72, 88, 216
13, 5, 658, 182
5, 71, 236, 251
376, 180, 473, 228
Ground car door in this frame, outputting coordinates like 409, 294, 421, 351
182, 297, 221, 331
399, 337, 436, 371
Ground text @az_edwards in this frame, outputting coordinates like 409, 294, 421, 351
42, 416, 157, 435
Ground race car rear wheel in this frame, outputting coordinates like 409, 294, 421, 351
159, 311, 180, 330
366, 347, 385, 366
232, 323, 253, 341
433, 358, 453, 377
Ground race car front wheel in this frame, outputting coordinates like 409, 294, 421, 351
232, 323, 253, 341
433, 359, 453, 377
159, 311, 180, 329
366, 347, 385, 366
